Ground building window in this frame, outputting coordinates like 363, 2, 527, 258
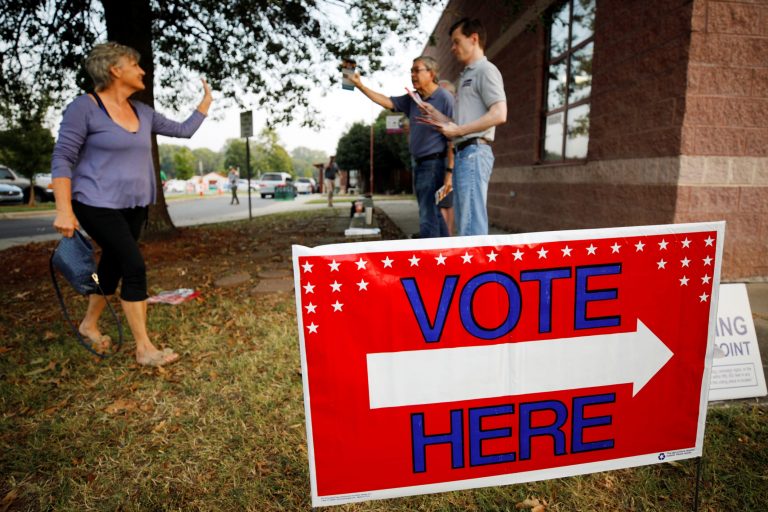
542, 0, 595, 162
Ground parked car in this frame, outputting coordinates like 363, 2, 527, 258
0, 183, 24, 204
256, 172, 294, 198
0, 165, 49, 202
33, 173, 55, 201
295, 177, 317, 194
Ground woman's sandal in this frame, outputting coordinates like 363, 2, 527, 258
138, 348, 179, 367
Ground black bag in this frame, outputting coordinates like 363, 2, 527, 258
50, 230, 123, 358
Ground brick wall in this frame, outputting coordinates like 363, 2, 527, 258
424, 0, 768, 278
677, 0, 768, 278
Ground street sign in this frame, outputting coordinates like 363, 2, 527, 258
240, 110, 253, 138
292, 222, 724, 507
709, 283, 767, 401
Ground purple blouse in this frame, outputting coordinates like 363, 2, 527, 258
51, 94, 206, 209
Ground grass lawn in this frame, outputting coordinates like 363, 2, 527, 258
0, 202, 56, 213
0, 208, 765, 511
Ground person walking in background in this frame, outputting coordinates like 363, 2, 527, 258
419, 18, 507, 236
228, 166, 240, 205
51, 41, 212, 366
349, 56, 453, 238
324, 155, 338, 207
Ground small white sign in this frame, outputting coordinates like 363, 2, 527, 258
709, 283, 767, 401
385, 115, 404, 134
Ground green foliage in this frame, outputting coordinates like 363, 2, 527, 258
0, 0, 432, 127
172, 146, 196, 179
0, 116, 55, 179
290, 146, 327, 178
221, 130, 292, 178
335, 110, 411, 193
192, 148, 223, 174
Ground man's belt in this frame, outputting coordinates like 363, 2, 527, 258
414, 151, 446, 165
455, 137, 490, 152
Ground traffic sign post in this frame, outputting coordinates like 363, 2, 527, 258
240, 111, 253, 220
292, 222, 725, 507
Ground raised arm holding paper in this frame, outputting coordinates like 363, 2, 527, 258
349, 57, 454, 238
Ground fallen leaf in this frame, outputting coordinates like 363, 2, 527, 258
152, 420, 167, 433
0, 347, 12, 354
25, 360, 56, 376
43, 331, 57, 341
105, 399, 138, 414
14, 291, 30, 299
1, 488, 19, 512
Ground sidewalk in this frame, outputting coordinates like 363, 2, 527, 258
376, 198, 768, 391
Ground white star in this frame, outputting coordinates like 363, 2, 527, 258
657, 259, 667, 269
701, 274, 711, 284
302, 261, 313, 273
355, 258, 367, 270
682, 238, 691, 249
658, 239, 668, 250
703, 256, 713, 266
611, 243, 621, 254
435, 254, 447, 265
328, 260, 340, 272
381, 256, 394, 268
330, 281, 342, 292
679, 276, 689, 286
512, 249, 524, 261
307, 322, 318, 334
635, 240, 645, 252
681, 257, 691, 268
561, 246, 572, 257
409, 254, 421, 267
487, 250, 498, 262
357, 279, 369, 291
461, 252, 473, 263
699, 292, 709, 302
332, 300, 344, 312
305, 302, 317, 314
537, 247, 548, 259
586, 244, 597, 255
303, 282, 315, 294
704, 236, 714, 247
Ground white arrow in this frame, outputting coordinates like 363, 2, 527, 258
366, 319, 673, 409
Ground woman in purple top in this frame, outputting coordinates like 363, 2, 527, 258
51, 42, 212, 367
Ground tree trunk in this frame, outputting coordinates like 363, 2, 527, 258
101, 0, 177, 238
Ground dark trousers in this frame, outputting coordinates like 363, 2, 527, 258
230, 186, 239, 204
72, 200, 148, 301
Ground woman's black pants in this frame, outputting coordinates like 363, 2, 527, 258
72, 200, 149, 302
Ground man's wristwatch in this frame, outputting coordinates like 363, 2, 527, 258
446, 168, 453, 173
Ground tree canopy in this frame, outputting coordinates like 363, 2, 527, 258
0, 0, 432, 126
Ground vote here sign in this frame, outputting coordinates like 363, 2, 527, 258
292, 222, 724, 507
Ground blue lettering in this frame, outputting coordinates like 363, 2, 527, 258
460, 272, 522, 340
520, 268, 572, 333
518, 400, 568, 460
572, 393, 615, 453
401, 276, 459, 343
469, 405, 516, 466
411, 410, 464, 473
574, 264, 622, 330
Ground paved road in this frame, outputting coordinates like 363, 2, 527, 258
0, 193, 320, 250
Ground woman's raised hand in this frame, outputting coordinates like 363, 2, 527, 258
197, 78, 213, 115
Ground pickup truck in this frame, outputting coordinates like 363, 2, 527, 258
0, 164, 52, 202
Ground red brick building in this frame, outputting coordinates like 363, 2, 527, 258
425, 0, 767, 279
